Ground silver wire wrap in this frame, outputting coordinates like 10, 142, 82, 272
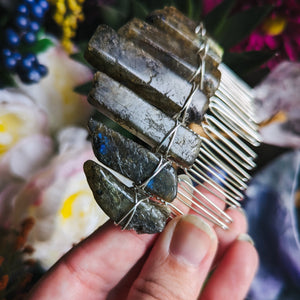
116, 156, 171, 230
116, 21, 259, 230
155, 22, 209, 160
116, 189, 149, 230
154, 119, 181, 157
193, 22, 208, 91
117, 23, 211, 229
137, 156, 171, 190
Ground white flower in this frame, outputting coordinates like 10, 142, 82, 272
0, 88, 54, 226
16, 40, 93, 133
0, 134, 54, 184
0, 88, 49, 159
12, 127, 108, 269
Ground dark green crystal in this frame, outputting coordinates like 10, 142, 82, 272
88, 119, 178, 202
84, 160, 171, 234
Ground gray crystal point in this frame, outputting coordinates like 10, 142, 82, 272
118, 18, 221, 98
88, 71, 202, 169
88, 118, 177, 202
84, 160, 171, 234
147, 7, 223, 66
85, 24, 208, 124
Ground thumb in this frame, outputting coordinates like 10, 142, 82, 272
127, 215, 217, 300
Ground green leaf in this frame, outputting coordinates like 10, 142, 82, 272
0, 70, 17, 89
187, 0, 194, 19
99, 4, 128, 29
74, 81, 93, 96
223, 50, 275, 75
215, 5, 272, 49
70, 47, 92, 68
204, 0, 236, 35
115, 0, 131, 16
186, 0, 203, 21
32, 38, 54, 53
131, 0, 149, 20
69, 43, 94, 68
70, 52, 85, 65
21, 38, 54, 54
0, 14, 9, 28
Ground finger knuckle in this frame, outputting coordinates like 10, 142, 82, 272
130, 276, 184, 300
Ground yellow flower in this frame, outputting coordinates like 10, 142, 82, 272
262, 15, 287, 36
50, 0, 86, 53
56, 1, 66, 15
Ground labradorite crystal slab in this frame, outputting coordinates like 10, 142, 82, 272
85, 24, 208, 122
84, 160, 170, 234
147, 7, 223, 67
88, 119, 177, 202
118, 18, 221, 98
88, 71, 202, 169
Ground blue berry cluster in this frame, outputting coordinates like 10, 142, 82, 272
1, 0, 49, 83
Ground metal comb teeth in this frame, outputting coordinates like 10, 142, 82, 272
83, 6, 261, 233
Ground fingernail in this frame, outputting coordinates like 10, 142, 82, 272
237, 233, 255, 246
178, 174, 192, 184
169, 215, 215, 266
178, 174, 194, 192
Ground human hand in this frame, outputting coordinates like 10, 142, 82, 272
27, 185, 258, 300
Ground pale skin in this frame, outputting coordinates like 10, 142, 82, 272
27, 184, 259, 300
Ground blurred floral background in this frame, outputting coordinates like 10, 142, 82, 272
0, 0, 299, 299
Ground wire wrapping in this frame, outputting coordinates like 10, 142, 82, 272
116, 189, 149, 230
137, 156, 171, 190
155, 22, 209, 158
116, 156, 171, 230
117, 23, 221, 230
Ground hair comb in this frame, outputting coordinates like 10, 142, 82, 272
83, 6, 261, 233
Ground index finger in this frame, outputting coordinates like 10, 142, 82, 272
27, 220, 157, 300
26, 181, 193, 300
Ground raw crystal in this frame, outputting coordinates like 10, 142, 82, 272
84, 160, 171, 234
85, 24, 208, 123
147, 7, 223, 66
88, 71, 202, 169
88, 118, 178, 202
118, 18, 221, 98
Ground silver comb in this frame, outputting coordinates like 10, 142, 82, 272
83, 7, 261, 233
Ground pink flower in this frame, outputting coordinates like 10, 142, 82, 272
202, 0, 300, 69
233, 0, 300, 68
202, 0, 223, 15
